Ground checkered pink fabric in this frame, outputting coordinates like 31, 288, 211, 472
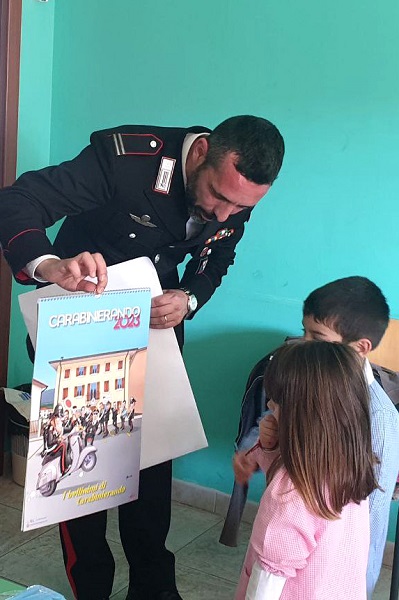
235, 448, 369, 599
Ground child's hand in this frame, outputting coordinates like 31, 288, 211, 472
259, 414, 279, 450
233, 451, 257, 485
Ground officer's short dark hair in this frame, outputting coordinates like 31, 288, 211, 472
205, 115, 285, 185
303, 276, 390, 349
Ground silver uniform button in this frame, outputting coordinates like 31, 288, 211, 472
129, 233, 136, 239
150, 140, 157, 148
154, 254, 160, 264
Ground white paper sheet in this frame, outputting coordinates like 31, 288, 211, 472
18, 257, 208, 469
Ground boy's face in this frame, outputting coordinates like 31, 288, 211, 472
302, 315, 344, 343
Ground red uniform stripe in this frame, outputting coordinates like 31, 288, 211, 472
60, 521, 78, 599
7, 228, 43, 248
15, 270, 30, 282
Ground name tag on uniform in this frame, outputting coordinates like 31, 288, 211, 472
154, 157, 176, 194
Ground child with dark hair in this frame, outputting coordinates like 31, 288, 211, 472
302, 276, 399, 597
234, 341, 377, 600
303, 275, 389, 349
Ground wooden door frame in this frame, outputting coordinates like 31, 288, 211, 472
0, 0, 22, 388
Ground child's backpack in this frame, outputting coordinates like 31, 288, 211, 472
372, 364, 399, 409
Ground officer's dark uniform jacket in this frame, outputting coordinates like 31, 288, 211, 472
0, 124, 256, 599
0, 124, 252, 319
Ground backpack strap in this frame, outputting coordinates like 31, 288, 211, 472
371, 362, 399, 408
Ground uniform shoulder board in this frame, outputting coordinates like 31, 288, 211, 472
111, 132, 163, 156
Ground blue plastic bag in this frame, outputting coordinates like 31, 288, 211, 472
6, 586, 66, 600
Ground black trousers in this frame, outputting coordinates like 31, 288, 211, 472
59, 460, 177, 600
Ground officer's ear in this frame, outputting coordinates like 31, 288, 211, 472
190, 136, 209, 169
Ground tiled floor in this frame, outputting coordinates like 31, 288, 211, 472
0, 474, 396, 599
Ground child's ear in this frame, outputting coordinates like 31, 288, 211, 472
349, 338, 373, 357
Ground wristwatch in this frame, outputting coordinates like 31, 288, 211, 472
181, 288, 198, 318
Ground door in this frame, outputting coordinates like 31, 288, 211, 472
0, 0, 22, 476
0, 0, 22, 387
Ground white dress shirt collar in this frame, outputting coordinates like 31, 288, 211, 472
364, 357, 375, 385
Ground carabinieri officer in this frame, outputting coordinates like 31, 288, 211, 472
0, 115, 284, 600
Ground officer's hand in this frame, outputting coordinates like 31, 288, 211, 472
259, 414, 279, 450
233, 451, 257, 486
35, 253, 108, 294
150, 289, 188, 329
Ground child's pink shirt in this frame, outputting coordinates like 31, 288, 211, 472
236, 448, 370, 600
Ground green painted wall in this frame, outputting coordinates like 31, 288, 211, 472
10, 0, 399, 519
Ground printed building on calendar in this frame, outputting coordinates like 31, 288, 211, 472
30, 348, 147, 429
50, 348, 147, 413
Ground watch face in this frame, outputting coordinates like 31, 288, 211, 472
188, 294, 198, 311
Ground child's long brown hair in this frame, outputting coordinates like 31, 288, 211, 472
264, 341, 378, 520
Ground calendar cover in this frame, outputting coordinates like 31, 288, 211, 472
22, 288, 151, 531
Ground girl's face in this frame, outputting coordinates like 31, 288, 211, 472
267, 399, 280, 422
